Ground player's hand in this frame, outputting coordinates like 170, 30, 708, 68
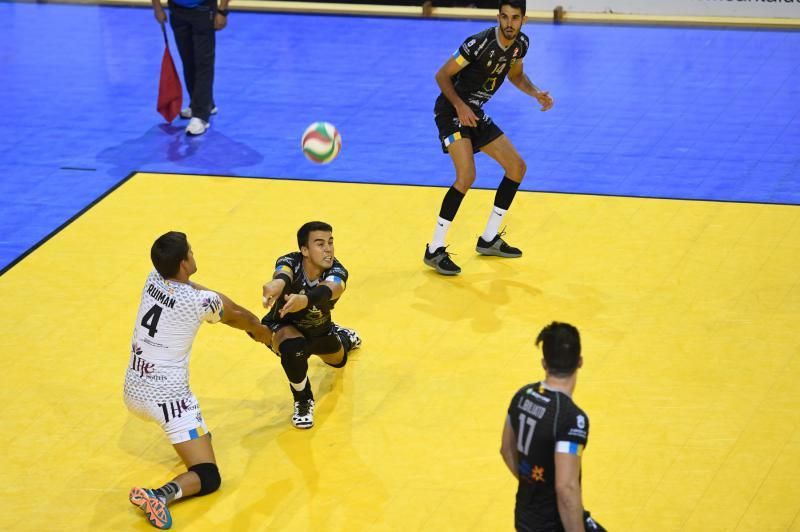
262, 280, 284, 308
535, 91, 554, 112
154, 8, 167, 24
214, 12, 227, 30
247, 324, 271, 344
455, 102, 479, 128
279, 293, 309, 317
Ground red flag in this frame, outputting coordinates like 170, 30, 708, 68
157, 23, 182, 123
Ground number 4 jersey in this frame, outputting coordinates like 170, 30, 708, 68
130, 270, 223, 368
508, 381, 590, 530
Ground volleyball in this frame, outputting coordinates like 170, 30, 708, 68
301, 122, 341, 164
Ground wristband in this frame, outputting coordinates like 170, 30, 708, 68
217, 8, 228, 15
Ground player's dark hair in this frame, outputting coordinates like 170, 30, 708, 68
499, 0, 526, 16
151, 231, 189, 279
536, 322, 581, 376
297, 221, 333, 249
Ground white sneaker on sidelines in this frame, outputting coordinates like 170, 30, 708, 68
180, 106, 218, 119
186, 117, 209, 136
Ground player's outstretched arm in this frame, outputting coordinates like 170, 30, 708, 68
218, 292, 272, 343
262, 277, 288, 309
435, 58, 479, 127
191, 281, 271, 343
500, 416, 519, 479
508, 61, 554, 112
554, 452, 584, 532
278, 280, 344, 318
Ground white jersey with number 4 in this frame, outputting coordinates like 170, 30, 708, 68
131, 270, 223, 367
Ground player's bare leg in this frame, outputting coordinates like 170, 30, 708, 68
476, 134, 526, 257
425, 138, 476, 275
130, 435, 219, 529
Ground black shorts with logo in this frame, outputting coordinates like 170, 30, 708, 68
434, 101, 504, 154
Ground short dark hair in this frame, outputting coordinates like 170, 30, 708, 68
499, 0, 526, 16
536, 322, 581, 376
151, 231, 189, 279
297, 221, 333, 249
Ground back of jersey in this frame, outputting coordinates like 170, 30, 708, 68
508, 382, 589, 530
131, 271, 223, 367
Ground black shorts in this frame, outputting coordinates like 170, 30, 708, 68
263, 319, 342, 355
434, 104, 504, 154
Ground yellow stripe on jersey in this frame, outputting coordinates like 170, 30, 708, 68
452, 50, 468, 66
275, 265, 292, 275
555, 441, 584, 456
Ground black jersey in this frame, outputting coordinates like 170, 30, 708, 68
264, 252, 349, 336
435, 26, 529, 113
507, 382, 589, 532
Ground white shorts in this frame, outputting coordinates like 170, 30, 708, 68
123, 358, 209, 445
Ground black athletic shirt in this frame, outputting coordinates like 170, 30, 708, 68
435, 26, 529, 113
507, 381, 589, 531
264, 252, 348, 336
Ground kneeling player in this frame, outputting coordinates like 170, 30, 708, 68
261, 221, 361, 429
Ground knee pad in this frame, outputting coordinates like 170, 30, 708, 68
279, 337, 309, 384
188, 462, 221, 496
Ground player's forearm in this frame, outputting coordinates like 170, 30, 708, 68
223, 306, 262, 333
436, 70, 468, 110
555, 484, 584, 532
511, 73, 543, 98
151, 0, 164, 12
500, 448, 519, 479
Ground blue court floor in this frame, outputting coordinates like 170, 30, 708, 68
1, 3, 799, 270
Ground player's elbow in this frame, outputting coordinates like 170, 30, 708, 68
555, 480, 581, 503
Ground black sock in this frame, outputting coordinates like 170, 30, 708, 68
495, 176, 520, 210
439, 186, 466, 221
290, 379, 313, 402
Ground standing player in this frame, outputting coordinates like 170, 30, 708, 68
124, 231, 270, 530
425, 0, 554, 275
500, 322, 605, 531
261, 221, 361, 429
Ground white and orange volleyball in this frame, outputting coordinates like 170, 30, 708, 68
301, 121, 342, 164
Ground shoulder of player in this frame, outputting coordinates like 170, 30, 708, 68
517, 31, 530, 48
462, 27, 494, 53
277, 251, 302, 266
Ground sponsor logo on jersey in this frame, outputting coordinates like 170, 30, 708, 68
158, 399, 199, 423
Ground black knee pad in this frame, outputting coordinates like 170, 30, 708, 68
189, 462, 221, 496
279, 337, 309, 384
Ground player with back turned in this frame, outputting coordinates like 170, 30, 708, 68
424, 0, 554, 276
500, 322, 606, 531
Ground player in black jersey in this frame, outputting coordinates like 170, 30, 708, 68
260, 221, 361, 429
424, 0, 554, 275
501, 322, 605, 532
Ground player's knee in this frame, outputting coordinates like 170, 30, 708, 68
508, 158, 526, 181
455, 170, 476, 189
279, 337, 309, 383
188, 462, 221, 496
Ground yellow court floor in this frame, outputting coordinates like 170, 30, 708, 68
1, 172, 799, 531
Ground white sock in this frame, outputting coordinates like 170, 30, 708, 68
429, 217, 451, 253
290, 376, 308, 391
481, 206, 507, 242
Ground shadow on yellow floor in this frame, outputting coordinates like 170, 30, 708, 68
1, 173, 799, 530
